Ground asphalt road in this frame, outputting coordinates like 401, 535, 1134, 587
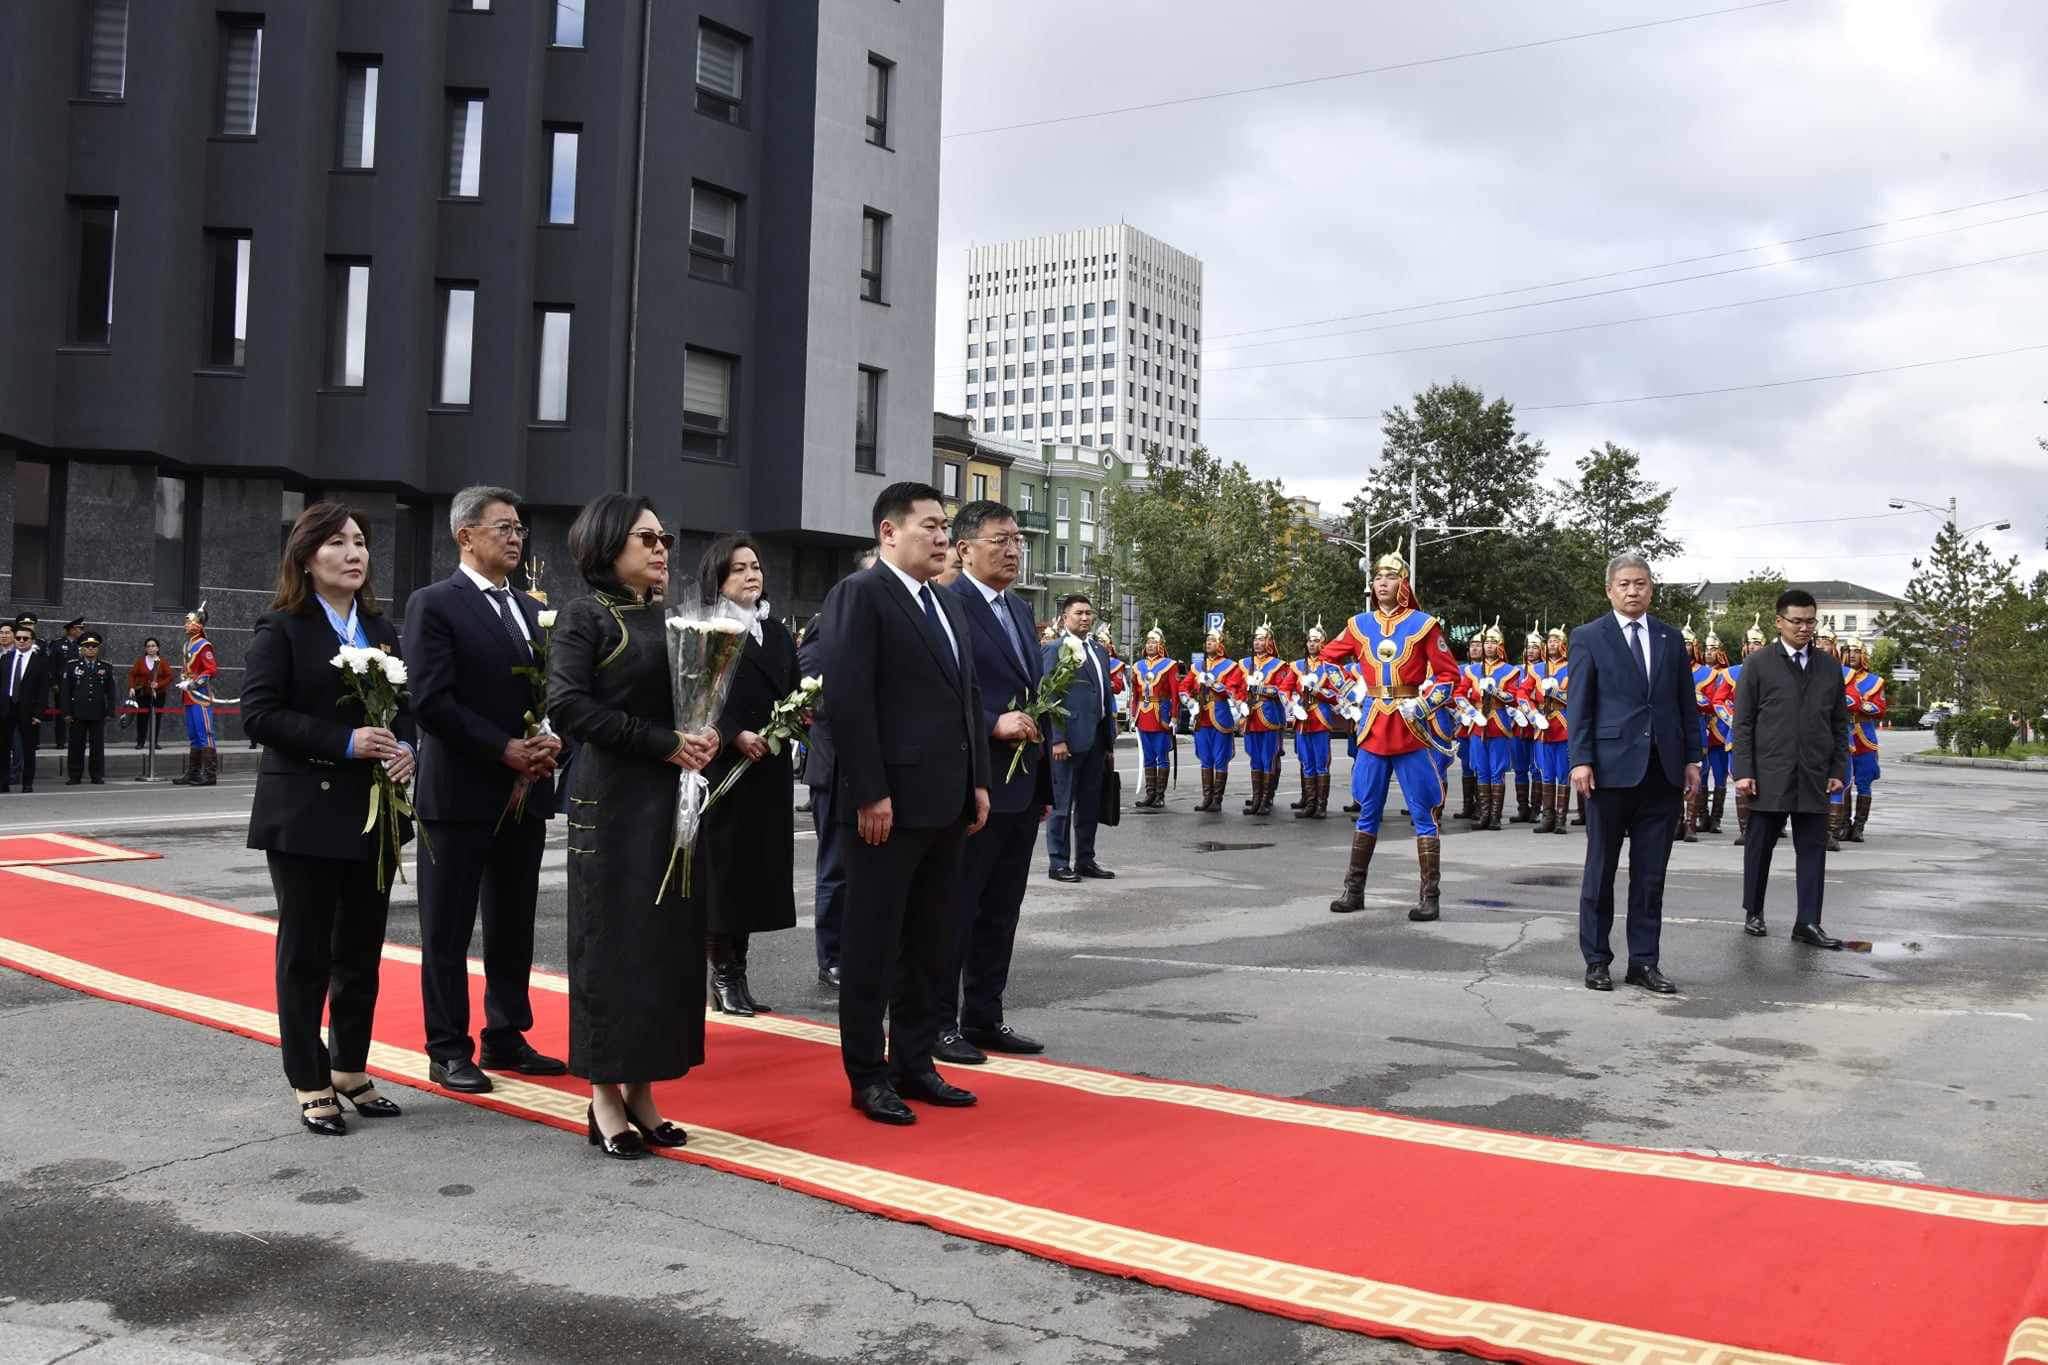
4, 726, 2044, 1364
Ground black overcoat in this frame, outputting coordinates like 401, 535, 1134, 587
700, 616, 799, 936
1731, 643, 1849, 814
546, 588, 704, 1085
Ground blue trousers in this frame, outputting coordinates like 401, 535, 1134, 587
1511, 735, 1535, 783
1470, 735, 1512, 783
1138, 729, 1172, 767
1193, 728, 1235, 770
1536, 739, 1570, 782
1351, 749, 1442, 837
1704, 747, 1730, 789
1293, 731, 1331, 777
1578, 757, 1680, 968
810, 786, 846, 970
184, 702, 214, 746
1832, 751, 1881, 802
1243, 730, 1281, 774
1048, 750, 1105, 871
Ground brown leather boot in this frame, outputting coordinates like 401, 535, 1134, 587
1849, 791, 1870, 841
1485, 783, 1506, 830
1329, 831, 1376, 913
1289, 771, 1308, 810
1708, 785, 1726, 833
200, 746, 220, 786
1213, 770, 1229, 813
1196, 769, 1215, 812
1678, 790, 1698, 842
1533, 779, 1556, 833
1456, 769, 1478, 819
1826, 803, 1844, 852
1571, 791, 1587, 825
1409, 836, 1442, 921
1243, 768, 1261, 813
1313, 773, 1331, 818
1552, 784, 1570, 834
1732, 792, 1752, 846
1294, 770, 1318, 819
1511, 779, 1535, 823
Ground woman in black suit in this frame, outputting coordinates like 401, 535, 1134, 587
698, 534, 799, 1016
547, 493, 720, 1159
243, 502, 416, 1136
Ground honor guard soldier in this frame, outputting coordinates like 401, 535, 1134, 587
60, 631, 118, 784
1528, 624, 1573, 833
1508, 626, 1546, 823
1320, 552, 1460, 922
1697, 627, 1735, 833
1239, 621, 1297, 816
1183, 621, 1248, 813
1130, 624, 1180, 810
1811, 624, 1842, 850
1729, 615, 1767, 845
1674, 619, 1707, 843
1290, 620, 1344, 820
1456, 618, 1520, 831
1095, 625, 1129, 730
175, 601, 221, 786
1837, 634, 1886, 842
1453, 634, 1486, 820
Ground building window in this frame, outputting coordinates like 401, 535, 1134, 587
941, 463, 960, 498
682, 347, 734, 460
965, 343, 979, 359
1843, 614, 1858, 634
965, 368, 978, 383
336, 58, 379, 169
1057, 543, 1070, 574
964, 394, 977, 409
855, 366, 883, 472
972, 472, 989, 500
452, 0, 490, 9
10, 460, 60, 603
982, 418, 994, 432
1056, 490, 1070, 519
695, 22, 745, 123
552, 0, 585, 47
152, 474, 198, 610
534, 307, 571, 422
444, 92, 485, 197
1020, 414, 1033, 431
1080, 491, 1094, 523
1019, 484, 1034, 512
202, 231, 251, 369
865, 54, 893, 147
543, 126, 579, 224
861, 209, 888, 302
69, 198, 118, 347
80, 0, 128, 99
1001, 416, 1014, 431
391, 499, 432, 614
217, 15, 262, 136
325, 258, 370, 389
436, 283, 475, 407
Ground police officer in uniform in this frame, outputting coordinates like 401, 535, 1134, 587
49, 618, 86, 750
62, 631, 118, 784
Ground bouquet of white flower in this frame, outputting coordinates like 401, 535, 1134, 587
1006, 633, 1087, 781
656, 598, 753, 903
703, 674, 823, 810
329, 643, 424, 891
497, 605, 560, 832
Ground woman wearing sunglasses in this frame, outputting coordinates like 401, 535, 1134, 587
547, 494, 720, 1159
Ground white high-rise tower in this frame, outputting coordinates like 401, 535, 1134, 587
961, 224, 1202, 476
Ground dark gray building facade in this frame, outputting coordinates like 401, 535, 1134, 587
0, 0, 942, 728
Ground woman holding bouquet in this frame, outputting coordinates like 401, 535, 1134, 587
244, 503, 415, 1136
695, 534, 799, 1016
549, 493, 721, 1159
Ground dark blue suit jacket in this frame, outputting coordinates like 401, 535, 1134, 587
947, 575, 1051, 815
403, 570, 560, 824
1565, 612, 1703, 789
1041, 635, 1116, 757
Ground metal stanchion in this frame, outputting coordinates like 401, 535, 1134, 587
134, 699, 170, 783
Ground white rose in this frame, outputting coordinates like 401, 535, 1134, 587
1062, 635, 1087, 662
801, 675, 822, 691
537, 610, 557, 630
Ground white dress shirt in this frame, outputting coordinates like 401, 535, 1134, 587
1782, 640, 1809, 670
1612, 609, 1652, 679
879, 557, 959, 663
460, 561, 532, 644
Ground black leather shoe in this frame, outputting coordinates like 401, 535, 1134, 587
337, 1081, 401, 1118
1624, 964, 1678, 995
817, 964, 842, 989
851, 1083, 916, 1125
479, 1042, 568, 1076
961, 1023, 1044, 1055
1791, 923, 1844, 950
1076, 863, 1116, 880
586, 1106, 646, 1159
429, 1058, 495, 1093
1743, 914, 1768, 938
625, 1110, 688, 1148
299, 1095, 347, 1137
933, 1031, 988, 1065
1584, 964, 1612, 991
895, 1070, 977, 1107
1048, 866, 1082, 883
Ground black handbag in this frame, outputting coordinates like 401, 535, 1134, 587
1098, 750, 1122, 827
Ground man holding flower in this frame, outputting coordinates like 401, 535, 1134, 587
1042, 595, 1118, 884
403, 486, 566, 1096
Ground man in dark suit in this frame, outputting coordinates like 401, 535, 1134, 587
1566, 552, 1703, 994
935, 500, 1051, 1067
402, 486, 567, 1094
800, 548, 876, 991
1733, 588, 1850, 949
816, 482, 991, 1126
1, 623, 50, 793
1042, 593, 1118, 883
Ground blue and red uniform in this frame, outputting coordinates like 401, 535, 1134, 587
1291, 656, 1343, 780
1131, 655, 1180, 773
1239, 654, 1296, 779
1320, 606, 1459, 837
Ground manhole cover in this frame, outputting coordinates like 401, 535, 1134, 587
1190, 841, 1276, 853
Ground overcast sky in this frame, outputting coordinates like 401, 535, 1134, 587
932, 0, 2048, 596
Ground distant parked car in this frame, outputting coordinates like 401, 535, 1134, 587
1920, 707, 1951, 729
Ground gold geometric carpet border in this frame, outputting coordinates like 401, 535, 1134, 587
13, 865, 2048, 1235
2011, 1318, 2048, 1363
0, 832, 155, 866
0, 931, 1837, 1365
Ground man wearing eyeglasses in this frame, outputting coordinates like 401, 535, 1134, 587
402, 485, 568, 1095
1732, 588, 1851, 950
0, 625, 49, 793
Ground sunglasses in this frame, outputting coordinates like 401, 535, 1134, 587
628, 530, 676, 551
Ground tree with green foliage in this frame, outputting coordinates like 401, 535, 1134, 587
1556, 442, 1683, 565
1972, 571, 2048, 732
1709, 569, 1789, 650
1880, 521, 2020, 709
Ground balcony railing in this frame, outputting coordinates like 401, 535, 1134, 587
1015, 508, 1050, 531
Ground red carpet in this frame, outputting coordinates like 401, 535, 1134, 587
0, 833, 159, 867
2, 863, 2044, 1365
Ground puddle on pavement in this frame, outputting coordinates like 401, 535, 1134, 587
1189, 841, 1276, 853
1862, 940, 1924, 959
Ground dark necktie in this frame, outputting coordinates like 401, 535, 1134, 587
1627, 621, 1649, 681
919, 584, 956, 670
5, 652, 18, 699
488, 588, 531, 659
1795, 649, 1807, 671
991, 592, 1029, 674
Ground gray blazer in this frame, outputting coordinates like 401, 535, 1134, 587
1731, 643, 1849, 814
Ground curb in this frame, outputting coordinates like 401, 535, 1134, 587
1900, 752, 2048, 774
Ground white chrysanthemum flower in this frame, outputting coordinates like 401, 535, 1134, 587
1062, 635, 1086, 662
379, 656, 408, 686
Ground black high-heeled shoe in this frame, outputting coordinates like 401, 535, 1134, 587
625, 1109, 688, 1148
585, 1105, 646, 1159
299, 1095, 347, 1137
337, 1080, 402, 1118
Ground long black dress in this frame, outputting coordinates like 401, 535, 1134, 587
701, 616, 800, 935
547, 587, 705, 1084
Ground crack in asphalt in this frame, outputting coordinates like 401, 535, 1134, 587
1462, 918, 1538, 1036
588, 1188, 1133, 1355
76, 1134, 297, 1194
